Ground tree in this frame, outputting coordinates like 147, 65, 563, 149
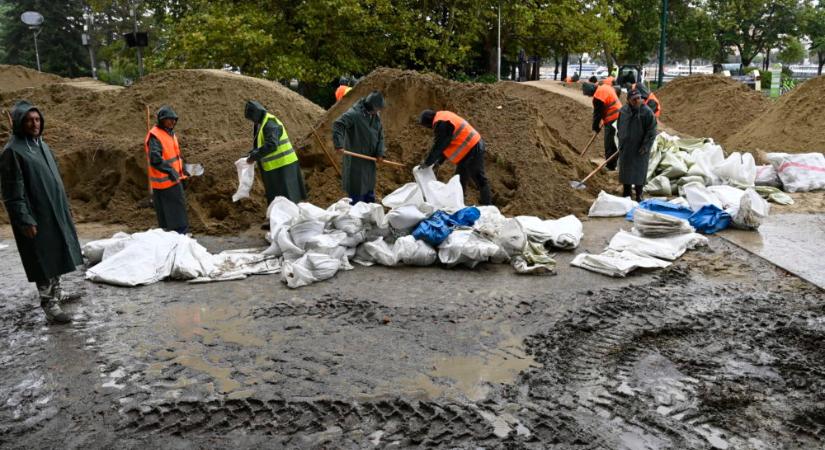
611, 0, 661, 65
0, 0, 91, 77
802, 3, 825, 75
668, 1, 718, 73
777, 38, 805, 66
708, 0, 803, 68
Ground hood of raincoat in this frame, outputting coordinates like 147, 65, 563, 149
156, 105, 178, 126
11, 100, 44, 138
244, 100, 267, 123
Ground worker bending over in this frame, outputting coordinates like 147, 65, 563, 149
583, 81, 623, 171
616, 88, 657, 201
244, 101, 307, 218
145, 106, 190, 234
418, 109, 492, 206
333, 91, 386, 204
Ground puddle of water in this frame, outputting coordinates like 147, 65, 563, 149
169, 304, 265, 347
173, 355, 241, 393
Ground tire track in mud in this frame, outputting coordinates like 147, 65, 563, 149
515, 267, 825, 449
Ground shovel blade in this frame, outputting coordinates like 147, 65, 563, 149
569, 180, 586, 190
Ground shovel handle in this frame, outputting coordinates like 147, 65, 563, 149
341, 150, 405, 169
579, 151, 619, 185
311, 129, 342, 176
579, 128, 601, 156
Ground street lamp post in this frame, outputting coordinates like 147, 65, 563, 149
20, 11, 44, 72
657, 0, 669, 87
497, 2, 501, 81
82, 11, 97, 80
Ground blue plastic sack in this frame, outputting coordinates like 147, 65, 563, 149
412, 207, 481, 246
688, 204, 731, 234
627, 199, 693, 221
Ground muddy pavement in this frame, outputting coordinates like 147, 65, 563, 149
0, 228, 824, 449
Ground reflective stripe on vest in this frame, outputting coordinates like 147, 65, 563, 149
258, 113, 298, 172
593, 84, 622, 125
144, 126, 184, 190
434, 111, 481, 165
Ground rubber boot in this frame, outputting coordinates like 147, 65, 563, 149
40, 298, 71, 324
53, 279, 82, 305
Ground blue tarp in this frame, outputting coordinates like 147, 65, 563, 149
688, 204, 731, 234
412, 207, 480, 246
626, 199, 694, 221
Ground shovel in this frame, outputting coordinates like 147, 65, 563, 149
570, 151, 619, 190
579, 127, 601, 156
341, 150, 406, 170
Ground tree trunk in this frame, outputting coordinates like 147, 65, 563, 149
553, 56, 559, 80
763, 51, 770, 71
561, 53, 569, 80
579, 56, 583, 74
818, 51, 824, 75
533, 58, 542, 80
689, 58, 693, 75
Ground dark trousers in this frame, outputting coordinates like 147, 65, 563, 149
456, 140, 493, 206
623, 184, 644, 202
153, 183, 189, 234
604, 121, 618, 170
349, 191, 375, 205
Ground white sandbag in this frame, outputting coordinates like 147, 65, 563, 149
474, 205, 507, 237
687, 143, 724, 185
170, 238, 218, 280
413, 165, 465, 212
382, 183, 424, 208
495, 218, 527, 256
350, 202, 386, 227
275, 227, 303, 260
645, 175, 672, 197
755, 165, 782, 188
668, 197, 689, 207
298, 202, 337, 223
515, 215, 583, 249
394, 235, 437, 266
231, 158, 256, 202
632, 209, 694, 237
263, 197, 301, 255
712, 152, 756, 186
289, 220, 326, 250
384, 204, 428, 230
281, 252, 342, 288
607, 229, 708, 261
305, 231, 348, 257
658, 152, 688, 179
683, 181, 723, 212
332, 214, 363, 235
571, 250, 671, 277
82, 232, 132, 265
362, 237, 399, 266
732, 188, 770, 230
767, 152, 825, 193
588, 191, 636, 217
438, 230, 501, 268
707, 185, 746, 210
340, 231, 367, 248
85, 230, 183, 286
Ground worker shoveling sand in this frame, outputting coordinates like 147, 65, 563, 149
296, 68, 611, 220
656, 75, 769, 145
0, 69, 325, 233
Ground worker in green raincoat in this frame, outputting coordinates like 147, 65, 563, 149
332, 91, 386, 204
244, 101, 307, 217
0, 101, 82, 323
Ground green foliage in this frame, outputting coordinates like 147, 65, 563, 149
755, 66, 793, 88
612, 0, 661, 64
777, 38, 805, 65
668, 1, 718, 67
802, 4, 825, 74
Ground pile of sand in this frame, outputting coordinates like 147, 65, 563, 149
0, 65, 65, 93
295, 68, 611, 219
1, 69, 324, 233
726, 76, 825, 155
656, 75, 769, 145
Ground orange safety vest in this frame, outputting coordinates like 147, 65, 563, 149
565, 76, 573, 84
434, 111, 481, 165
593, 84, 622, 125
335, 85, 352, 102
144, 126, 185, 190
645, 92, 661, 118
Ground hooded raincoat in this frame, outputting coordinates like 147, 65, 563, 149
244, 101, 307, 205
0, 101, 82, 283
332, 94, 385, 197
617, 103, 658, 185
147, 105, 189, 233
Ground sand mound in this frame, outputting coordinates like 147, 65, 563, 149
0, 64, 65, 93
1, 69, 324, 233
726, 76, 825, 155
657, 75, 769, 145
295, 68, 611, 219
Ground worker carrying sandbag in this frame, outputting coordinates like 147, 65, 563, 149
418, 109, 492, 206
635, 83, 661, 119
333, 91, 386, 204
1, 100, 83, 323
145, 105, 190, 235
334, 77, 352, 102
616, 88, 657, 201
583, 80, 622, 171
244, 100, 307, 212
